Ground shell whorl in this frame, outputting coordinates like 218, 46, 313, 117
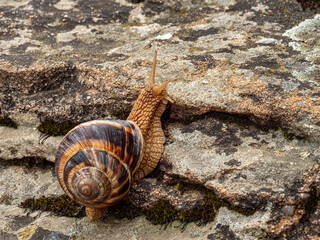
55, 120, 144, 208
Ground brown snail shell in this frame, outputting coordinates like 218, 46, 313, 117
55, 120, 144, 209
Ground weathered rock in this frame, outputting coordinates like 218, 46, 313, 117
128, 177, 204, 210
0, 163, 211, 239
1, 0, 320, 239
162, 115, 320, 236
164, 116, 319, 204
0, 160, 62, 204
208, 206, 271, 240
284, 201, 320, 239
0, 113, 62, 162
0, 0, 319, 139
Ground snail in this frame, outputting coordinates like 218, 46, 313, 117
55, 50, 173, 222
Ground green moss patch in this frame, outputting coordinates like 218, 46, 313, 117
109, 199, 143, 220
21, 188, 255, 227
124, 22, 143, 28
37, 121, 79, 136
112, 183, 255, 227
0, 116, 18, 128
143, 200, 179, 225
112, 108, 131, 120
20, 171, 255, 227
110, 199, 205, 227
0, 194, 14, 205
20, 195, 85, 218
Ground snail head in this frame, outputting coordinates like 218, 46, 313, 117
127, 49, 174, 127
147, 50, 174, 103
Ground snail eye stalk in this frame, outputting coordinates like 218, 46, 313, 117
153, 78, 175, 95
148, 49, 158, 85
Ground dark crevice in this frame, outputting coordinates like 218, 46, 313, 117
37, 121, 80, 137
297, 0, 320, 12
298, 186, 318, 224
0, 116, 18, 129
274, 185, 319, 239
0, 157, 54, 172
168, 110, 302, 141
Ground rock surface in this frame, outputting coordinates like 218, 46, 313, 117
1, 0, 320, 239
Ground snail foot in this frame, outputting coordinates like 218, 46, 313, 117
85, 207, 108, 222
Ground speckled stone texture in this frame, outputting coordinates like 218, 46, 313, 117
1, 0, 320, 239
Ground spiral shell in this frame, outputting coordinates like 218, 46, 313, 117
55, 120, 144, 208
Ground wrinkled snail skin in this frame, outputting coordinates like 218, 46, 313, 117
127, 85, 169, 181
55, 50, 173, 222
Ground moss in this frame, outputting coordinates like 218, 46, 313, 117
21, 185, 255, 227
271, 43, 287, 52
188, 47, 212, 53
0, 116, 18, 128
112, 108, 131, 120
124, 22, 143, 28
278, 128, 297, 141
170, 8, 187, 18
20, 195, 85, 218
176, 29, 192, 40
0, 194, 14, 205
20, 172, 255, 226
245, 38, 257, 48
37, 121, 79, 136
144, 164, 165, 181
0, 157, 52, 170
204, 190, 254, 217
109, 199, 143, 220
111, 199, 196, 227
144, 200, 179, 226
228, 205, 256, 216
179, 208, 203, 227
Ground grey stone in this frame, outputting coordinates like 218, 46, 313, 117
128, 177, 204, 210
0, 0, 320, 239
0, 113, 62, 162
0, 161, 210, 239
208, 206, 271, 239
162, 117, 319, 207
0, 1, 318, 141
0, 161, 63, 203
38, 231, 68, 240
281, 205, 296, 216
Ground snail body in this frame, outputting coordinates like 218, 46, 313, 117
55, 50, 173, 221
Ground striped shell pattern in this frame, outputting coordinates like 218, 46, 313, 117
55, 120, 144, 209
